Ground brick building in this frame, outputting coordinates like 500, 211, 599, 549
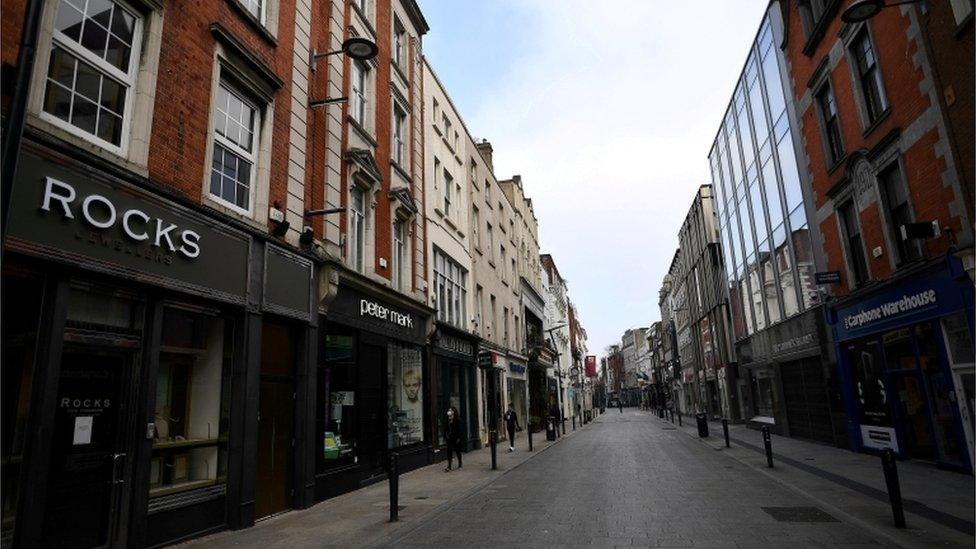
780, 0, 974, 469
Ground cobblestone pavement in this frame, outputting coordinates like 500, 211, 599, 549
379, 411, 971, 548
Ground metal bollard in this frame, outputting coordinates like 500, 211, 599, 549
670, 409, 675, 424
762, 426, 773, 468
722, 418, 730, 448
881, 449, 906, 528
678, 411, 682, 427
389, 452, 399, 522
528, 425, 533, 451
562, 416, 566, 435
572, 415, 576, 431
490, 430, 497, 470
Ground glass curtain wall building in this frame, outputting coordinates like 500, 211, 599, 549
708, 15, 837, 443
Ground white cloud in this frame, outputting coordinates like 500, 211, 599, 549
449, 0, 768, 354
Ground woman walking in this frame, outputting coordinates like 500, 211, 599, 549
444, 406, 463, 471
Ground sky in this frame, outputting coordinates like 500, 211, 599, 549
419, 0, 769, 357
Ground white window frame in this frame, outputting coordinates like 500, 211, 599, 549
444, 169, 453, 217
40, 0, 144, 155
472, 206, 481, 248
433, 249, 467, 329
240, 0, 266, 23
393, 103, 406, 166
349, 186, 367, 272
208, 81, 261, 215
352, 61, 368, 126
393, 218, 406, 290
393, 18, 406, 67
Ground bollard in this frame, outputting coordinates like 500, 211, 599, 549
490, 430, 497, 470
670, 409, 675, 424
528, 425, 533, 451
389, 452, 399, 522
678, 411, 682, 427
572, 415, 576, 431
762, 426, 773, 468
722, 418, 730, 448
881, 449, 906, 528
562, 416, 566, 435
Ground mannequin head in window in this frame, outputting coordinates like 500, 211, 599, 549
403, 366, 421, 402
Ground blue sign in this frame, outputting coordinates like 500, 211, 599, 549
831, 261, 970, 341
509, 362, 526, 374
815, 271, 842, 284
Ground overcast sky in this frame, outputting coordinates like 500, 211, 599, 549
420, 0, 768, 357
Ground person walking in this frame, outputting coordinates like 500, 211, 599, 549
504, 404, 520, 452
444, 406, 462, 471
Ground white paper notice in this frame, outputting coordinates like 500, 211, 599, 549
73, 416, 93, 445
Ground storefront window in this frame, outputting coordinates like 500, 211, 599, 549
387, 343, 424, 447
848, 339, 892, 430
320, 334, 356, 471
917, 322, 963, 464
751, 368, 778, 419
942, 312, 974, 368
150, 307, 233, 498
2, 269, 45, 542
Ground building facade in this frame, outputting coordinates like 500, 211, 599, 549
781, 0, 974, 468
540, 254, 572, 421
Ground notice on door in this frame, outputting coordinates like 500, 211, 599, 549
73, 416, 93, 445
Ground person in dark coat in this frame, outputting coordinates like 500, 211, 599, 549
504, 404, 520, 452
444, 406, 462, 471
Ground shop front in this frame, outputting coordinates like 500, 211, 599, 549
478, 349, 505, 446
831, 256, 974, 470
504, 358, 529, 441
314, 280, 433, 499
2, 141, 318, 547
431, 324, 480, 453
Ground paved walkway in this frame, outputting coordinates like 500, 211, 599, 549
179, 417, 590, 548
180, 409, 974, 548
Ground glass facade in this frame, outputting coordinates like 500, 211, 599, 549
708, 17, 817, 343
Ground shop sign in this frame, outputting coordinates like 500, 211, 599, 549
328, 285, 427, 343
478, 350, 502, 369
585, 355, 597, 378
509, 362, 526, 374
861, 425, 899, 451
836, 281, 951, 343
772, 333, 816, 355
6, 150, 250, 301
815, 271, 841, 284
434, 331, 476, 358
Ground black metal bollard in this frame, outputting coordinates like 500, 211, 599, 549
572, 415, 576, 431
678, 411, 682, 427
881, 449, 906, 528
528, 425, 533, 451
490, 430, 497, 470
670, 409, 675, 423
562, 416, 566, 435
389, 452, 399, 522
762, 426, 773, 468
722, 418, 730, 448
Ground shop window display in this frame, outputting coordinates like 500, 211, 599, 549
150, 307, 232, 498
387, 343, 424, 447
916, 322, 963, 464
751, 368, 778, 419
320, 334, 357, 470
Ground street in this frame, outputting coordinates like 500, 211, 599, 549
383, 411, 891, 548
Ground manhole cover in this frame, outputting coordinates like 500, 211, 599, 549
761, 507, 838, 523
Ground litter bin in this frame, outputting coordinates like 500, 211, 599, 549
696, 412, 709, 438
545, 416, 557, 441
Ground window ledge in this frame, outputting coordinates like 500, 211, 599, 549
488, 260, 496, 269
502, 279, 509, 287
441, 135, 455, 154
474, 245, 483, 255
432, 124, 442, 137
391, 160, 412, 182
392, 61, 409, 84
350, 2, 378, 38
444, 216, 458, 231
225, 0, 278, 47
347, 115, 378, 147
861, 108, 891, 139
825, 152, 848, 176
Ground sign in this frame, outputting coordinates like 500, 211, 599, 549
843, 290, 937, 331
860, 425, 899, 451
264, 245, 313, 320
328, 285, 427, 344
772, 333, 816, 355
6, 149, 251, 302
815, 271, 842, 284
509, 362, 526, 374
478, 350, 500, 369
434, 330, 477, 360
585, 355, 597, 378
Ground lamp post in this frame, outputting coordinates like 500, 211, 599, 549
840, 0, 922, 23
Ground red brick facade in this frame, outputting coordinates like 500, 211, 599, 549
782, 1, 973, 297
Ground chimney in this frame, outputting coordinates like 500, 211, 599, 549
475, 139, 493, 173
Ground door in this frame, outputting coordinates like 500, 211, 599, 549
41, 348, 133, 548
889, 371, 935, 460
356, 343, 385, 475
781, 358, 834, 444
254, 323, 296, 519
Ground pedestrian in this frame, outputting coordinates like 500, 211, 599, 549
504, 404, 520, 452
618, 398, 623, 414
444, 406, 462, 471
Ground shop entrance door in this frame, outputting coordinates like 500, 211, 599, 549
42, 348, 134, 548
889, 371, 935, 461
255, 322, 295, 519
357, 343, 385, 477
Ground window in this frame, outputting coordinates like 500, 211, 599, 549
44, 0, 140, 148
816, 84, 844, 166
470, 160, 477, 183
443, 169, 453, 217
210, 81, 259, 212
393, 104, 406, 166
511, 257, 517, 285
490, 295, 497, 338
453, 131, 459, 151
950, 0, 974, 25
393, 219, 406, 290
352, 61, 367, 126
500, 245, 507, 281
240, 0, 264, 21
319, 332, 355, 471
442, 114, 452, 144
349, 186, 366, 272
393, 19, 406, 67
431, 98, 439, 126
433, 249, 467, 328
485, 180, 491, 203
476, 285, 484, 332
356, 0, 368, 16
486, 223, 494, 262
798, 0, 828, 37
387, 343, 423, 447
472, 206, 481, 248
851, 29, 887, 125
433, 157, 440, 190
839, 201, 869, 286
879, 162, 921, 264
151, 307, 234, 498
503, 307, 509, 345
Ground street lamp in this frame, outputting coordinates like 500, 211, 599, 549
308, 37, 379, 108
841, 0, 921, 23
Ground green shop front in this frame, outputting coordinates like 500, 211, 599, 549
431, 324, 480, 453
